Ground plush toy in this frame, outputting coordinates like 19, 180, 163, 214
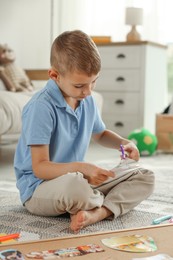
128, 128, 158, 156
0, 44, 34, 92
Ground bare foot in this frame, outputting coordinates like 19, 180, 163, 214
70, 207, 112, 233
70, 211, 87, 232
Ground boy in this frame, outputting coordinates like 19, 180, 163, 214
14, 30, 154, 232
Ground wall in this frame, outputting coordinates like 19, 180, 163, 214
0, 0, 52, 68
0, 0, 171, 69
0, 0, 129, 69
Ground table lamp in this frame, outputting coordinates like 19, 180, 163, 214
125, 7, 143, 42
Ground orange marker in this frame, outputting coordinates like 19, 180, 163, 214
0, 233, 20, 242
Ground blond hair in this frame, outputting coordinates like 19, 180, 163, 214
50, 30, 101, 76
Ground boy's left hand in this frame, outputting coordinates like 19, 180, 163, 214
122, 142, 140, 161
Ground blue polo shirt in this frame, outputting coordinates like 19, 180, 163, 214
14, 79, 106, 204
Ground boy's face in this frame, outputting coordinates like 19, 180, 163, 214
53, 69, 99, 101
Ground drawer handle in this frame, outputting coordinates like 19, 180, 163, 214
116, 53, 126, 59
115, 122, 124, 127
116, 76, 125, 82
115, 99, 124, 105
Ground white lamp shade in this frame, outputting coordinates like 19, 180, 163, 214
125, 7, 143, 26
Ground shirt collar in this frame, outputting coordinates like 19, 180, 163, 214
46, 79, 67, 108
46, 79, 84, 110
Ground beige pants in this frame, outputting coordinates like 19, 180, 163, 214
25, 168, 154, 218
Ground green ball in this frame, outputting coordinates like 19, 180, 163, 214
128, 128, 158, 156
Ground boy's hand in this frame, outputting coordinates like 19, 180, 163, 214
123, 142, 140, 161
82, 164, 115, 186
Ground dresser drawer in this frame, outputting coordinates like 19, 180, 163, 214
97, 69, 140, 91
103, 115, 140, 138
101, 92, 140, 115
98, 46, 141, 68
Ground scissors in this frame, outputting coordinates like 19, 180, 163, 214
120, 144, 126, 159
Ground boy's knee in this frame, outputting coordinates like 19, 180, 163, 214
65, 172, 92, 202
139, 168, 155, 195
142, 169, 155, 183
60, 172, 102, 214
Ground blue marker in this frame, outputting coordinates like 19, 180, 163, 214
152, 215, 172, 225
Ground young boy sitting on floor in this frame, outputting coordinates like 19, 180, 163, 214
14, 30, 154, 232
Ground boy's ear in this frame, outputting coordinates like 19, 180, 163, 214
48, 68, 60, 81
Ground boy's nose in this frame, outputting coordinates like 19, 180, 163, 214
83, 85, 92, 96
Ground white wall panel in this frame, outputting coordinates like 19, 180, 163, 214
0, 0, 51, 68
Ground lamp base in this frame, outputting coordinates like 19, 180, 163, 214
126, 25, 141, 42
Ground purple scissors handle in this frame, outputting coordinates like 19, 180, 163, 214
120, 144, 126, 159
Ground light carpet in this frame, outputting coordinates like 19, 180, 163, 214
0, 153, 173, 241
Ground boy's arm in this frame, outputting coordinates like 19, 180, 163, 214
31, 145, 114, 185
92, 129, 125, 149
92, 129, 140, 161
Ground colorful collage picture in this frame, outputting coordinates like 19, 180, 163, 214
0, 249, 24, 260
26, 244, 104, 259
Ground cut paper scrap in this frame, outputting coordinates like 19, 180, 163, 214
0, 249, 24, 260
101, 234, 157, 253
132, 253, 173, 260
26, 244, 104, 258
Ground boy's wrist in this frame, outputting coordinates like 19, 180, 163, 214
76, 161, 95, 176
73, 161, 87, 174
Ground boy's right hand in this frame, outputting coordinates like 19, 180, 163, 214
81, 163, 115, 186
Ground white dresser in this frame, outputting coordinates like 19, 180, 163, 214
96, 41, 168, 137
